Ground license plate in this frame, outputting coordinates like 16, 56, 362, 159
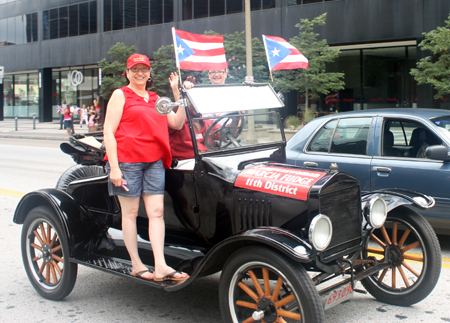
324, 283, 354, 310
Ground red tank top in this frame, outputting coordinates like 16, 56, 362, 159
114, 87, 172, 168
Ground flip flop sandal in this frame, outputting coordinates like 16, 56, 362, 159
154, 270, 189, 282
130, 269, 154, 281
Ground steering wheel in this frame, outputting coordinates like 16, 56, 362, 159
204, 115, 245, 151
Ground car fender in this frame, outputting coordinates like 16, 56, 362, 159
361, 188, 435, 213
13, 188, 99, 256
193, 227, 315, 279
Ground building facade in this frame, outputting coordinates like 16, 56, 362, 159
1, 0, 449, 121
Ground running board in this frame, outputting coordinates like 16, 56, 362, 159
71, 256, 189, 290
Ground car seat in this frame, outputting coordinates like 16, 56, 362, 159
383, 130, 401, 156
407, 128, 427, 157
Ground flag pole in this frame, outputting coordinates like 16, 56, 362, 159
178, 67, 182, 87
262, 35, 274, 85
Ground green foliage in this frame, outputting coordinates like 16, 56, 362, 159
272, 13, 345, 109
303, 108, 316, 123
98, 42, 136, 100
284, 115, 300, 129
410, 14, 450, 99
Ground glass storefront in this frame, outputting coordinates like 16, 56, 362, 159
51, 67, 99, 118
313, 45, 422, 114
3, 72, 39, 117
3, 67, 98, 119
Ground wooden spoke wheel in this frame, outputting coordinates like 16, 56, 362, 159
219, 247, 324, 323
22, 206, 77, 300
361, 208, 441, 306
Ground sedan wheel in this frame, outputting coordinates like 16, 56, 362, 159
219, 246, 324, 323
22, 206, 78, 300
361, 208, 441, 306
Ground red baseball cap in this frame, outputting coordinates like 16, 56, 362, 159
127, 54, 151, 69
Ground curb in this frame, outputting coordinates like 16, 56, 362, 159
0, 134, 70, 141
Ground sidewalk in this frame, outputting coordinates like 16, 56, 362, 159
0, 118, 91, 141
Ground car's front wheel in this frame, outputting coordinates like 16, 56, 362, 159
219, 246, 324, 323
361, 207, 441, 306
21, 206, 78, 300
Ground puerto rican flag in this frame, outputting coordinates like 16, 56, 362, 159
172, 28, 228, 71
325, 92, 340, 103
262, 35, 308, 71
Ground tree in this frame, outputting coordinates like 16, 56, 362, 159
98, 42, 136, 100
221, 31, 270, 83
272, 13, 345, 111
410, 14, 450, 99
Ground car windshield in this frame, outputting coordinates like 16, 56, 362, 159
193, 109, 284, 154
184, 83, 285, 154
431, 116, 450, 142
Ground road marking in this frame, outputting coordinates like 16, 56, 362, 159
0, 188, 25, 198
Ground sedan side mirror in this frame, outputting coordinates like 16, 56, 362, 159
425, 145, 450, 161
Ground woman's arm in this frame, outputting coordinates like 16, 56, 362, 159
103, 89, 125, 187
166, 72, 187, 130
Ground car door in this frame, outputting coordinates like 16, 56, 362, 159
370, 116, 450, 231
289, 116, 374, 193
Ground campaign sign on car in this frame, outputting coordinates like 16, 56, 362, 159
324, 283, 354, 310
235, 165, 326, 200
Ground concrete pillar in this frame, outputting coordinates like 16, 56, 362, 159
39, 68, 53, 122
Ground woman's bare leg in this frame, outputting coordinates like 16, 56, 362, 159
118, 195, 153, 279
142, 193, 188, 280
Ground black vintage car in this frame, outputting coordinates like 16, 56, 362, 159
14, 83, 441, 322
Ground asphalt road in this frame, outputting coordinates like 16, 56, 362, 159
0, 138, 449, 323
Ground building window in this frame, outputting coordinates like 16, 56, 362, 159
137, 0, 150, 26
104, 0, 173, 31
0, 13, 38, 45
227, 0, 242, 14
79, 2, 90, 35
182, 0, 272, 20
183, 0, 193, 20
43, 1, 97, 40
2, 73, 39, 117
59, 7, 68, 38
194, 0, 208, 18
124, 0, 136, 28
210, 0, 224, 16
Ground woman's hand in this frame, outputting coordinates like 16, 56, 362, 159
109, 166, 123, 187
183, 76, 195, 89
168, 72, 179, 90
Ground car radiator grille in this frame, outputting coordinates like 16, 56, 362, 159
319, 185, 361, 260
237, 198, 272, 230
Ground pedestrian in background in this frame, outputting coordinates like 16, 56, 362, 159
88, 110, 96, 132
80, 104, 88, 128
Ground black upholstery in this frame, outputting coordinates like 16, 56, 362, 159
383, 130, 401, 156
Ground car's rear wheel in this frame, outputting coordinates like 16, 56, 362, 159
219, 246, 324, 323
21, 206, 78, 300
361, 208, 441, 306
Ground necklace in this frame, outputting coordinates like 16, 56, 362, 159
128, 84, 149, 102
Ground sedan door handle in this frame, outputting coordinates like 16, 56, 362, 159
303, 162, 318, 168
372, 166, 392, 173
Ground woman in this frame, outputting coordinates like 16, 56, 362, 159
103, 54, 188, 282
62, 103, 72, 135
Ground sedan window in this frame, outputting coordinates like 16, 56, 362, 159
308, 117, 372, 155
385, 119, 442, 158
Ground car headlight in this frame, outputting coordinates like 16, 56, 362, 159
308, 214, 333, 251
364, 197, 387, 229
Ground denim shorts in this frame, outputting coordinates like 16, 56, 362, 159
106, 160, 165, 197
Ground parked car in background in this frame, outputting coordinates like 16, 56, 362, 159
287, 108, 450, 233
